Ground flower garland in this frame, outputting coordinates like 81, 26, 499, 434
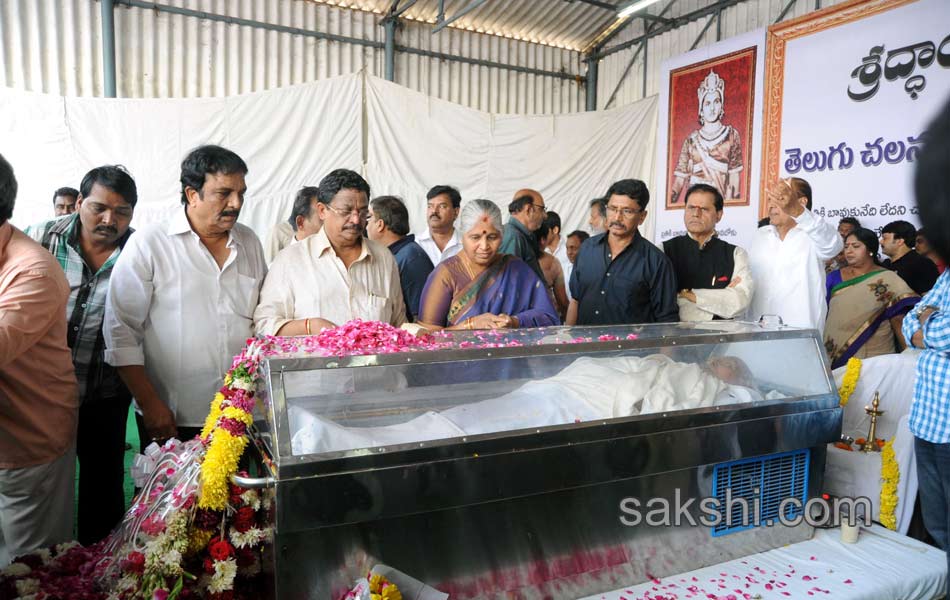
838, 357, 862, 406
879, 438, 899, 530
343, 571, 404, 600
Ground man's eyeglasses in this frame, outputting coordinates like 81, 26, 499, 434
606, 205, 641, 218
532, 203, 546, 212
326, 204, 370, 221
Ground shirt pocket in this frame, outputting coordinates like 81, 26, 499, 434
228, 273, 262, 320
362, 291, 393, 324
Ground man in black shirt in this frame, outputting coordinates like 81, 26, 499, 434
567, 179, 678, 325
662, 183, 753, 321
880, 220, 939, 294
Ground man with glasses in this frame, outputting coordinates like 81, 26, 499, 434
662, 183, 753, 321
254, 169, 405, 335
104, 145, 267, 447
567, 179, 678, 325
500, 188, 546, 281
28, 165, 137, 545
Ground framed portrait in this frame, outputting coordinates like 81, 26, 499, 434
666, 47, 756, 209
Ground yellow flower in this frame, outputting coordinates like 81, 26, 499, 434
200, 392, 226, 439
879, 439, 899, 530
187, 528, 215, 556
381, 583, 402, 600
369, 574, 384, 593
838, 357, 862, 407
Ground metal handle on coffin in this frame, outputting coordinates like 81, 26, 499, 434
231, 472, 275, 489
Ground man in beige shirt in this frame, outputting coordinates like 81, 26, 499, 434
0, 154, 78, 565
254, 169, 406, 336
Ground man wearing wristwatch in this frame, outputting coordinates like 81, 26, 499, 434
662, 183, 753, 321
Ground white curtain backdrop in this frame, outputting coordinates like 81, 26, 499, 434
365, 75, 659, 239
0, 74, 363, 237
1, 72, 658, 241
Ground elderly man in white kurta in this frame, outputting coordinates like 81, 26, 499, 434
253, 169, 406, 336
104, 145, 267, 444
748, 178, 842, 330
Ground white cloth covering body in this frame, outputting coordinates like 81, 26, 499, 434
748, 209, 842, 330
253, 227, 406, 336
290, 354, 758, 455
103, 209, 267, 427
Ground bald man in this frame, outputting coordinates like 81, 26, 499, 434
500, 189, 546, 281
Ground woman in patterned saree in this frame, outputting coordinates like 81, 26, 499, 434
824, 227, 920, 369
416, 199, 559, 331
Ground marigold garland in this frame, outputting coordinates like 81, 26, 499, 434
838, 357, 862, 406
879, 438, 899, 530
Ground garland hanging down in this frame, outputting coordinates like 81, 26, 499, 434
838, 357, 862, 407
879, 439, 900, 530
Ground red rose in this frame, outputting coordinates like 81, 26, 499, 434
233, 506, 256, 533
123, 551, 146, 575
203, 557, 216, 574
208, 537, 234, 561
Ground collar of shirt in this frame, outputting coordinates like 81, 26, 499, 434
593, 230, 642, 259
168, 207, 241, 250
310, 226, 372, 264
508, 217, 534, 240
388, 234, 416, 255
687, 230, 719, 250
419, 227, 460, 245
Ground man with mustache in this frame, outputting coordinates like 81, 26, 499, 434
254, 169, 406, 336
661, 183, 753, 321
417, 185, 462, 266
567, 179, 678, 325
26, 165, 137, 545
104, 145, 267, 448
52, 186, 79, 217
499, 189, 547, 281
588, 197, 607, 235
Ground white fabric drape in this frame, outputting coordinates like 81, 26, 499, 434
365, 75, 658, 239
1, 73, 658, 241
1, 75, 363, 237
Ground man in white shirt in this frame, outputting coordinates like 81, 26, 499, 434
254, 169, 406, 336
263, 186, 324, 263
104, 145, 267, 444
416, 185, 462, 265
662, 183, 753, 321
542, 211, 572, 301
748, 177, 842, 330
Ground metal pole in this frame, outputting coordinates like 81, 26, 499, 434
101, 0, 117, 97
716, 7, 722, 41
641, 38, 648, 99
383, 17, 396, 82
585, 57, 598, 111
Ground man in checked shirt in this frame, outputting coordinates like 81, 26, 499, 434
903, 97, 950, 576
27, 165, 137, 545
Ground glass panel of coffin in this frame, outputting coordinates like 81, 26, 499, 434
246, 322, 841, 599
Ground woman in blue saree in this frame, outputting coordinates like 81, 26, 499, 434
417, 199, 559, 330
824, 228, 919, 369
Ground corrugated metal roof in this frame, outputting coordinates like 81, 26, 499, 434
309, 0, 626, 51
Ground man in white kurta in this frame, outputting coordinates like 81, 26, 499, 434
748, 178, 842, 330
253, 169, 406, 336
104, 146, 267, 441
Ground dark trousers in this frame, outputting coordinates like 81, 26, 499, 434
76, 390, 132, 546
914, 436, 950, 574
133, 413, 202, 454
